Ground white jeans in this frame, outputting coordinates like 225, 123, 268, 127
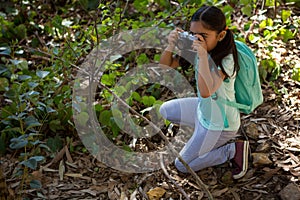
159, 97, 238, 173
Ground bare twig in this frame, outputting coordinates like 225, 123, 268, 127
159, 154, 190, 200
139, 186, 149, 200
23, 46, 84, 72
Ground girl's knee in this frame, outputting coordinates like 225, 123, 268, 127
159, 103, 167, 118
174, 158, 188, 173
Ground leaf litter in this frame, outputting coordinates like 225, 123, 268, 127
1, 2, 300, 200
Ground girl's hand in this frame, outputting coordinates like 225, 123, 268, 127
167, 28, 183, 50
192, 34, 208, 57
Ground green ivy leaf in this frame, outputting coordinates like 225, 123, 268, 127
111, 108, 124, 130
76, 112, 89, 126
10, 59, 28, 70
28, 82, 39, 88
18, 75, 32, 81
20, 156, 44, 170
136, 53, 149, 65
110, 54, 122, 62
101, 74, 115, 86
9, 135, 28, 149
133, 0, 149, 14
36, 70, 50, 79
248, 33, 260, 43
114, 86, 127, 96
0, 46, 11, 56
265, 0, 275, 7
49, 120, 63, 132
30, 180, 42, 189
0, 77, 9, 91
142, 96, 156, 107
240, 0, 251, 5
25, 116, 41, 129
280, 28, 294, 42
281, 10, 291, 23
241, 5, 252, 17
99, 110, 112, 126
132, 92, 142, 102
21, 158, 37, 169
46, 135, 63, 152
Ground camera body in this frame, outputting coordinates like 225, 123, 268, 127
176, 31, 198, 63
177, 31, 198, 50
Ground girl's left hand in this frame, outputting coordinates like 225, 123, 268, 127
192, 34, 208, 57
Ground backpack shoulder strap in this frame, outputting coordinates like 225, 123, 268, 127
216, 95, 250, 111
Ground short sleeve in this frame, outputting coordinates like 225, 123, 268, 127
221, 54, 235, 77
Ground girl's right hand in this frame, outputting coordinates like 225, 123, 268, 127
167, 28, 183, 49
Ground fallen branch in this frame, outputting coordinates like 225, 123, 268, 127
99, 82, 213, 200
159, 154, 190, 200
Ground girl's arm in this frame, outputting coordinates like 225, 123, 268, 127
193, 36, 225, 98
159, 28, 182, 68
159, 45, 179, 68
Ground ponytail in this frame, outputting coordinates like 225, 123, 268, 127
211, 29, 239, 78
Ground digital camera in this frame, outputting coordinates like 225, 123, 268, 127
176, 31, 198, 63
177, 31, 198, 50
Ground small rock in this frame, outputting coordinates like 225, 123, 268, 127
279, 183, 300, 200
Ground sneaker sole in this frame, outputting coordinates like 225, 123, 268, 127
233, 141, 249, 179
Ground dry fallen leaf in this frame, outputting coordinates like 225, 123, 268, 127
59, 160, 65, 181
245, 122, 260, 139
64, 173, 83, 178
256, 141, 271, 152
147, 187, 166, 200
252, 153, 272, 167
212, 187, 229, 197
221, 171, 234, 185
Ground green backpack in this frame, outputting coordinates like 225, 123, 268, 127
219, 40, 263, 114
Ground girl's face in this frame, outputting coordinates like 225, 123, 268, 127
189, 21, 226, 52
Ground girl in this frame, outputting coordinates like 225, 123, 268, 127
159, 5, 249, 179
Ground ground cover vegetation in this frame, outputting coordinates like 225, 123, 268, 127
0, 0, 299, 199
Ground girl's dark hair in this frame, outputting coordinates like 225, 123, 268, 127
191, 5, 239, 78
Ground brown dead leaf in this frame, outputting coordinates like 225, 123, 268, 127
147, 187, 166, 200
59, 160, 65, 181
64, 173, 83, 178
65, 145, 74, 163
229, 188, 240, 200
256, 141, 271, 152
25, 170, 44, 188
259, 167, 281, 184
120, 191, 127, 200
245, 122, 260, 139
80, 189, 97, 196
89, 184, 108, 193
212, 187, 229, 197
252, 153, 272, 167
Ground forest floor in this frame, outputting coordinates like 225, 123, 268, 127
2, 40, 300, 200
1, 2, 300, 200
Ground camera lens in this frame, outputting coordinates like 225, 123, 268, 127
177, 40, 184, 50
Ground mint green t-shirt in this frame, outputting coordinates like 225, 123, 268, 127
195, 54, 240, 131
